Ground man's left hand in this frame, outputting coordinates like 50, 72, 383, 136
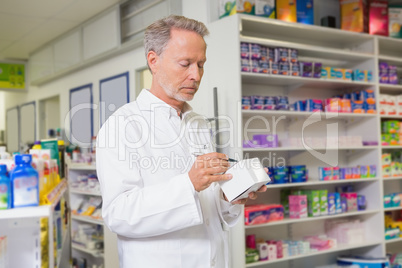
230, 184, 267, 205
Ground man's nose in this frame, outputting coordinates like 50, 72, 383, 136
189, 64, 202, 81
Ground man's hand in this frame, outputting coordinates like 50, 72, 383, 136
230, 185, 267, 205
222, 167, 269, 205
188, 152, 232, 192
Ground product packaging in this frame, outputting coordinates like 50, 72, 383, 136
276, 0, 297, 22
220, 158, 271, 202
340, 0, 368, 33
219, 1, 237, 19
10, 154, 39, 208
369, 0, 389, 36
296, 0, 314, 25
237, 0, 255, 14
389, 5, 402, 38
255, 0, 275, 18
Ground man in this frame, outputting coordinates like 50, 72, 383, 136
96, 15, 266, 267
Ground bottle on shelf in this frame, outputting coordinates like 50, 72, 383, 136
10, 154, 39, 208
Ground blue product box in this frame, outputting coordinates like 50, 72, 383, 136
240, 42, 250, 59
289, 49, 298, 63
353, 69, 365, 81
266, 167, 274, 184
305, 99, 323, 112
270, 61, 279, 75
276, 96, 289, 110
337, 256, 390, 268
275, 48, 289, 62
279, 60, 290, 76
273, 166, 289, 184
369, 165, 376, 178
251, 44, 261, 60
297, 0, 314, 25
300, 61, 313, 77
289, 165, 307, 183
334, 192, 342, 214
292, 100, 305, 111
263, 96, 277, 110
290, 61, 299, 76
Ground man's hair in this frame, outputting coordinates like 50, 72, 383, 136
144, 15, 209, 70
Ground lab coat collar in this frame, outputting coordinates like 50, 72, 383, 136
137, 89, 193, 119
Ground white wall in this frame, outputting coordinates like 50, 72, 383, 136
1, 0, 213, 143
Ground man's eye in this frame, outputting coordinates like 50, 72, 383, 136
180, 63, 189, 67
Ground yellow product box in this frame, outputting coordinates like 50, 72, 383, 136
276, 0, 296, 22
321, 67, 331, 79
237, 0, 255, 14
340, 0, 368, 33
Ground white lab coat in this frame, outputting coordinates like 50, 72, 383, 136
96, 89, 242, 268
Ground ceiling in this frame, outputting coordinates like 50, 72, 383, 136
0, 0, 122, 61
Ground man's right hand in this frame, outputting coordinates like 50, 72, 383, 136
188, 152, 233, 192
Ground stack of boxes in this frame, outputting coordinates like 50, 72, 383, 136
379, 94, 402, 115
220, 0, 402, 39
381, 120, 402, 146
382, 152, 402, 178
379, 62, 399, 85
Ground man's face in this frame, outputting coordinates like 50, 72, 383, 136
153, 28, 207, 102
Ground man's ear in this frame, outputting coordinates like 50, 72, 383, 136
147, 51, 158, 74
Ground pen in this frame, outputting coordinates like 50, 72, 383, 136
192, 153, 238, 163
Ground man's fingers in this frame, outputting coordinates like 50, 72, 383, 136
208, 173, 232, 183
257, 185, 267, 192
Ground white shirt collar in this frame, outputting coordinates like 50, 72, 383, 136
137, 89, 193, 119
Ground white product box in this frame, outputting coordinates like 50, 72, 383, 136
220, 158, 270, 202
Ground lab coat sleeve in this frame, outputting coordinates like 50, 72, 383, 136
213, 185, 242, 227
96, 112, 203, 239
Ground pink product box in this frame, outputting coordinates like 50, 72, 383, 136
289, 195, 308, 219
341, 192, 358, 212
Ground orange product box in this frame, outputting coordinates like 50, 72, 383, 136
340, 0, 369, 33
276, 0, 297, 22
340, 99, 352, 113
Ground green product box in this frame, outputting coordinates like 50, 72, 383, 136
41, 139, 60, 174
280, 189, 291, 216
319, 190, 328, 216
389, 5, 402, 38
303, 190, 320, 217
382, 120, 400, 134
382, 134, 391, 145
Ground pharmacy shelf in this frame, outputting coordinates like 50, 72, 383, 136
266, 178, 378, 189
71, 214, 103, 225
57, 227, 71, 268
381, 146, 402, 150
240, 14, 374, 51
68, 163, 96, 170
245, 209, 379, 229
70, 188, 102, 196
383, 176, 402, 181
379, 84, 402, 93
242, 146, 378, 152
380, 115, 402, 119
245, 240, 382, 267
242, 109, 376, 120
241, 72, 374, 89
378, 55, 402, 66
0, 180, 67, 220
242, 35, 373, 62
384, 207, 402, 212
72, 243, 104, 258
385, 237, 402, 244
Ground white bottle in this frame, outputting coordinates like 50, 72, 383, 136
0, 147, 10, 160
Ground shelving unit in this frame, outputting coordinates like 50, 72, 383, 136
0, 179, 70, 268
66, 159, 118, 268
205, 14, 400, 267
